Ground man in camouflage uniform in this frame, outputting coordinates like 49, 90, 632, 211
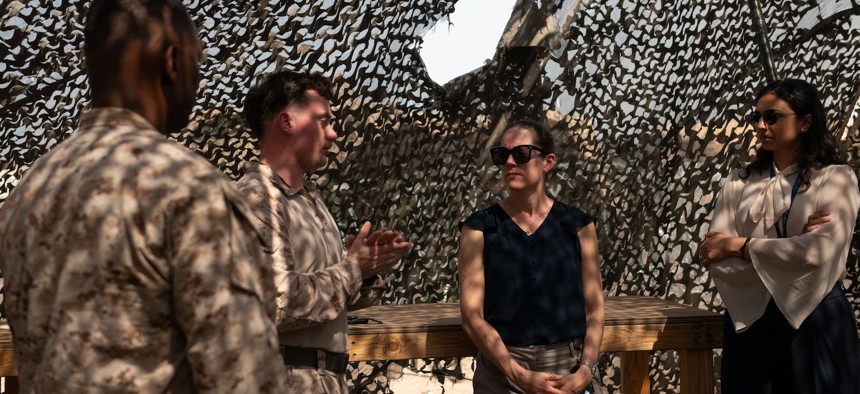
0, 1, 286, 392
237, 70, 413, 392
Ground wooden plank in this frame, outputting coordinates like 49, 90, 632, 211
349, 300, 723, 352
604, 297, 723, 325
0, 326, 16, 377
679, 349, 714, 394
348, 299, 723, 332
621, 351, 650, 394
349, 331, 477, 361
601, 321, 723, 351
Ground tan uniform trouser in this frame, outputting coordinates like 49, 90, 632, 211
284, 365, 347, 394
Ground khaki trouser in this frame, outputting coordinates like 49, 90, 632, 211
283, 365, 347, 394
473, 338, 599, 394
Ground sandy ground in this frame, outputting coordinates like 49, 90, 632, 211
386, 358, 475, 394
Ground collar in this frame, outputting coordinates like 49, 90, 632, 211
242, 161, 317, 199
749, 162, 800, 230
79, 107, 159, 133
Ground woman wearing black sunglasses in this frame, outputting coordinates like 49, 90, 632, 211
458, 119, 604, 394
699, 79, 860, 393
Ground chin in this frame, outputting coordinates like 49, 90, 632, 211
504, 181, 525, 190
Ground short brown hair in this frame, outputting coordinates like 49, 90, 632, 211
243, 70, 333, 139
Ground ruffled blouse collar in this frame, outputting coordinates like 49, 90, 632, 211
749, 162, 800, 231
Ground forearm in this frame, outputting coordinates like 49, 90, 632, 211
580, 295, 604, 366
462, 316, 524, 381
274, 256, 363, 331
347, 275, 384, 311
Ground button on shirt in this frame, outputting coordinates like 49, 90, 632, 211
460, 201, 596, 346
0, 108, 286, 393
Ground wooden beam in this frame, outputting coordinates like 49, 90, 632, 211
680, 349, 714, 394
621, 351, 650, 394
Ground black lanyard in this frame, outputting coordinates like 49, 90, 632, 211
770, 167, 802, 238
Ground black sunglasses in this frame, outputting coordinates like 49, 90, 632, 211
746, 109, 796, 126
489, 145, 546, 165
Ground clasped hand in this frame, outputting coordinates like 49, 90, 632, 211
346, 221, 413, 279
514, 367, 592, 394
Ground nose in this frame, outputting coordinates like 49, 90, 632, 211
753, 116, 768, 133
504, 152, 517, 166
326, 124, 337, 141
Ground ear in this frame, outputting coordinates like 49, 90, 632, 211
276, 110, 294, 134
799, 114, 812, 133
543, 152, 557, 172
163, 45, 180, 84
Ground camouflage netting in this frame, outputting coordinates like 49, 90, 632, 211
2, 0, 860, 392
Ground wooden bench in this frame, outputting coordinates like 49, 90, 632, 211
348, 297, 722, 394
0, 296, 722, 393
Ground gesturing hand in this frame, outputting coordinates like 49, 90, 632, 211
346, 221, 413, 279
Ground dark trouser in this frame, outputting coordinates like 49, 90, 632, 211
721, 283, 860, 394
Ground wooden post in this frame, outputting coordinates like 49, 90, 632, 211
679, 349, 714, 394
621, 351, 650, 394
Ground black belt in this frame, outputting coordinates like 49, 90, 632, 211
280, 346, 349, 374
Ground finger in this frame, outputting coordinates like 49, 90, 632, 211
808, 215, 829, 224
546, 379, 565, 389
365, 230, 384, 245
354, 221, 372, 242
541, 373, 563, 381
542, 385, 564, 394
346, 234, 356, 248
391, 241, 414, 251
379, 245, 412, 259
374, 231, 398, 245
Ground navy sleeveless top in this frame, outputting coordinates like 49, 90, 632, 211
460, 201, 596, 346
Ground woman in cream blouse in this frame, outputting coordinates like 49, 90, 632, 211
699, 79, 860, 393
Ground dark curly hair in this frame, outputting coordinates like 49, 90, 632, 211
741, 78, 845, 190
243, 70, 332, 140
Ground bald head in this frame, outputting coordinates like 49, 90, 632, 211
84, 0, 202, 134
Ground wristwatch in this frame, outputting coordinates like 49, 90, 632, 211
570, 359, 596, 374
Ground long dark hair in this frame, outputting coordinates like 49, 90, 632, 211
740, 78, 844, 190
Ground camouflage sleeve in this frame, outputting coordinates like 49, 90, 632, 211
347, 275, 385, 311
237, 177, 362, 332
272, 253, 362, 331
170, 181, 286, 393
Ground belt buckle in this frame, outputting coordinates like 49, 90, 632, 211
316, 349, 327, 370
